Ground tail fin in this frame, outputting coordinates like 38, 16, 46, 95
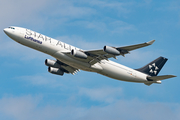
136, 57, 168, 76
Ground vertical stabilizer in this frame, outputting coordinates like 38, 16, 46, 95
136, 57, 168, 76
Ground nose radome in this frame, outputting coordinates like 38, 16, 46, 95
3, 28, 9, 35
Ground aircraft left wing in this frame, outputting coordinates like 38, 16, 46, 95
45, 59, 80, 75
65, 40, 155, 65
56, 60, 80, 75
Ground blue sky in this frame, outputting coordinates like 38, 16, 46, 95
0, 0, 180, 120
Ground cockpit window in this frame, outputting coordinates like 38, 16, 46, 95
8, 27, 15, 29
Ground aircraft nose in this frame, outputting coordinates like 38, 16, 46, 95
3, 28, 9, 35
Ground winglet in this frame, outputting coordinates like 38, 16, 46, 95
147, 40, 155, 45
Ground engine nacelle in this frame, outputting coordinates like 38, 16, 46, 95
103, 46, 120, 55
71, 49, 87, 59
45, 59, 61, 68
48, 67, 64, 76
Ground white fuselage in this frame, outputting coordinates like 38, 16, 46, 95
4, 27, 150, 84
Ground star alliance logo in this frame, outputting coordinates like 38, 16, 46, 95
149, 63, 159, 75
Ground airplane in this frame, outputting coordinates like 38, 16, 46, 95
3, 26, 176, 86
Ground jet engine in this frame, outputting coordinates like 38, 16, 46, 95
103, 46, 120, 55
48, 67, 64, 76
45, 59, 61, 68
71, 49, 87, 59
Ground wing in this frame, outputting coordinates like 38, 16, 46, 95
65, 40, 155, 65
86, 40, 155, 64
56, 60, 80, 75
117, 40, 155, 51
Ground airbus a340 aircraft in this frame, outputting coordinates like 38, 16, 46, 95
4, 26, 176, 86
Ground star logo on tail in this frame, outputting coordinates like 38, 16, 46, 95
149, 63, 159, 75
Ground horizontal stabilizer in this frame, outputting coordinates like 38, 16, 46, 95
147, 75, 176, 81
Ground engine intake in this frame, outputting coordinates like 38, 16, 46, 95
48, 67, 64, 76
103, 46, 120, 55
71, 49, 87, 59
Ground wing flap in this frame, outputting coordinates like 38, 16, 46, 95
57, 60, 80, 75
61, 65, 80, 75
147, 75, 176, 81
